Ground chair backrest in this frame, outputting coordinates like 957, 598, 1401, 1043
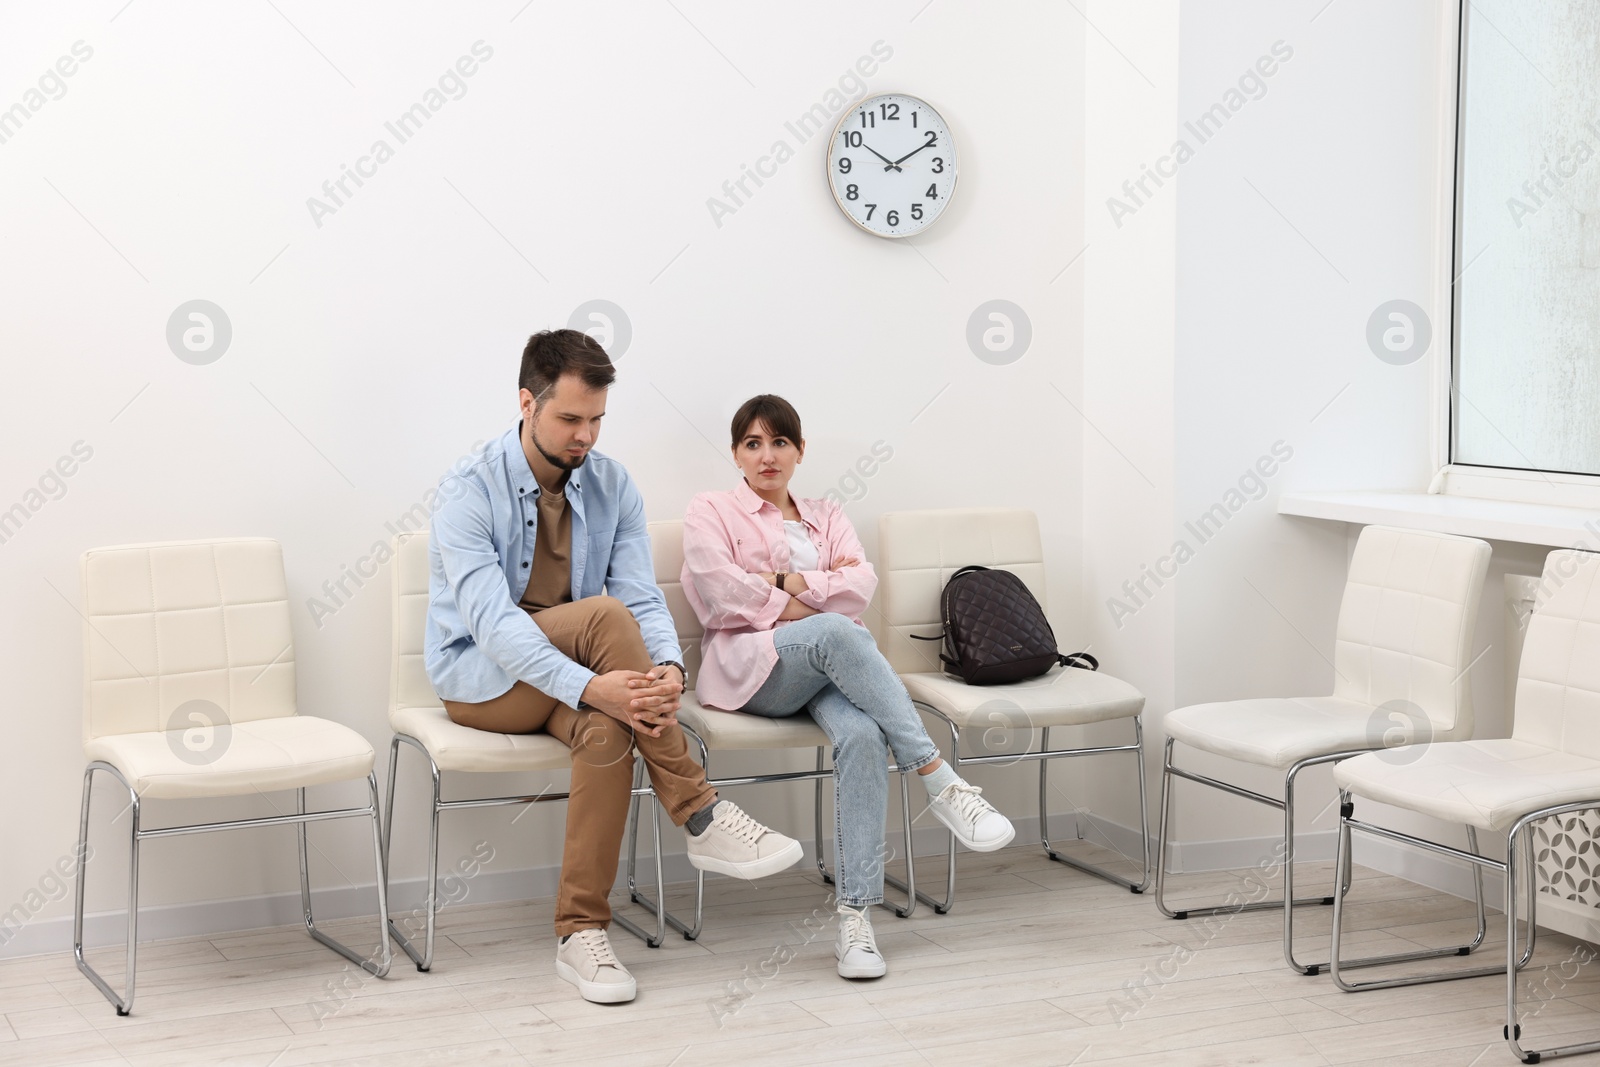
1513, 549, 1600, 757
646, 520, 704, 689
80, 538, 297, 741
391, 532, 442, 714
876, 508, 1048, 676
1330, 525, 1491, 737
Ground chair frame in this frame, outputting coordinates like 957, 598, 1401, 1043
1330, 791, 1558, 1064
1154, 738, 1488, 975
623, 725, 919, 940
898, 705, 1152, 915
73, 762, 392, 1015
381, 732, 670, 969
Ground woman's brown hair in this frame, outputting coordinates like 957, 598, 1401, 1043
730, 394, 803, 448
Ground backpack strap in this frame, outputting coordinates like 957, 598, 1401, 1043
1059, 651, 1099, 671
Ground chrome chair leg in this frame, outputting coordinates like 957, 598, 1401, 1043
613, 785, 669, 948
815, 747, 830, 886
1330, 793, 1527, 995
383, 734, 439, 971
74, 762, 140, 1015
889, 716, 962, 914
616, 746, 687, 945
1040, 718, 1152, 893
296, 778, 392, 978
625, 760, 645, 903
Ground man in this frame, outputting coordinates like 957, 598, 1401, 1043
426, 328, 802, 1004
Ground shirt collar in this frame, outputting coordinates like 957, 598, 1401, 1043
732, 478, 822, 531
507, 421, 584, 498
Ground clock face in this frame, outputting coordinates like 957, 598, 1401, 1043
826, 93, 957, 238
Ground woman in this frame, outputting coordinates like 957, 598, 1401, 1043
680, 394, 1014, 980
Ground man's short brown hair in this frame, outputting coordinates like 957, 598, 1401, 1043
520, 329, 616, 406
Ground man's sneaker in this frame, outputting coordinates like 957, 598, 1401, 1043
685, 800, 803, 880
928, 781, 1016, 852
835, 905, 887, 979
555, 928, 636, 1004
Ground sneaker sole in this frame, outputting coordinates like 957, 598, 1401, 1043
837, 957, 888, 979
555, 959, 636, 1004
687, 837, 803, 880
931, 808, 1017, 853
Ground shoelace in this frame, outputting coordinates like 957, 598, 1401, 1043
713, 802, 767, 845
940, 782, 996, 828
571, 929, 621, 969
839, 908, 879, 956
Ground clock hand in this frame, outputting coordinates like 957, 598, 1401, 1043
889, 141, 935, 167
860, 142, 901, 171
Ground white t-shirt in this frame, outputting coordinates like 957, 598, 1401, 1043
784, 520, 820, 572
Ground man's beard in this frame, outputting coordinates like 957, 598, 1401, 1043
531, 426, 587, 472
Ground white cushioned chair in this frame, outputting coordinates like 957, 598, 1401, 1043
627, 520, 919, 938
1329, 549, 1600, 1063
73, 538, 391, 1015
877, 508, 1151, 913
1156, 524, 1493, 976
381, 531, 666, 967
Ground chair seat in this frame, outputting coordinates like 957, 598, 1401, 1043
1334, 739, 1600, 831
677, 694, 831, 750
390, 706, 573, 773
899, 665, 1144, 729
1165, 696, 1455, 770
84, 716, 375, 800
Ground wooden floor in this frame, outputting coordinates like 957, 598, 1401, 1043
3, 842, 1598, 1066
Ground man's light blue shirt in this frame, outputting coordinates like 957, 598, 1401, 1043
424, 422, 681, 709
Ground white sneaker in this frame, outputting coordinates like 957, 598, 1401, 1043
555, 928, 636, 1004
928, 782, 1016, 852
685, 800, 803, 880
835, 905, 887, 979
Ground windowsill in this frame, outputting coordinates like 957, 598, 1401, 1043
1278, 489, 1600, 549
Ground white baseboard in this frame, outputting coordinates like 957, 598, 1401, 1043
0, 812, 1512, 961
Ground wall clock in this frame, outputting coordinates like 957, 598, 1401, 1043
826, 93, 957, 238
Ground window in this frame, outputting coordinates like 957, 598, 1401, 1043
1452, 0, 1600, 479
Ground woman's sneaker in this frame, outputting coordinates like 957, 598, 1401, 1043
686, 800, 803, 879
555, 928, 636, 1003
928, 781, 1016, 852
835, 905, 887, 979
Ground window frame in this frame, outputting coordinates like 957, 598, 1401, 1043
1440, 0, 1600, 506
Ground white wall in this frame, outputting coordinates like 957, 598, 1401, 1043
1, 0, 1523, 957
0, 1, 1087, 953
1167, 0, 1542, 890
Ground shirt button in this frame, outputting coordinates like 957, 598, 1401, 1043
521, 561, 529, 568
527, 520, 533, 526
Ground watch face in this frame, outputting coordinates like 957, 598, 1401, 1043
826, 93, 957, 238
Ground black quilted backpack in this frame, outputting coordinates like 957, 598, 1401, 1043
910, 565, 1098, 685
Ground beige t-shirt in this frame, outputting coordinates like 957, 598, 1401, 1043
519, 485, 573, 613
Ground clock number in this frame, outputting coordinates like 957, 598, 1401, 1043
842, 130, 862, 148
911, 203, 923, 221
845, 184, 859, 201
922, 130, 938, 148
886, 210, 899, 226
864, 204, 876, 221
932, 157, 944, 174
838, 157, 852, 174
858, 110, 875, 129
880, 102, 900, 121
926, 183, 938, 199
912, 111, 918, 128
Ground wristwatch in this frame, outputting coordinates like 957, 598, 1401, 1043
774, 572, 789, 592
655, 661, 686, 683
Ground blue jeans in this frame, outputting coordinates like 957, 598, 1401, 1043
740, 613, 940, 907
